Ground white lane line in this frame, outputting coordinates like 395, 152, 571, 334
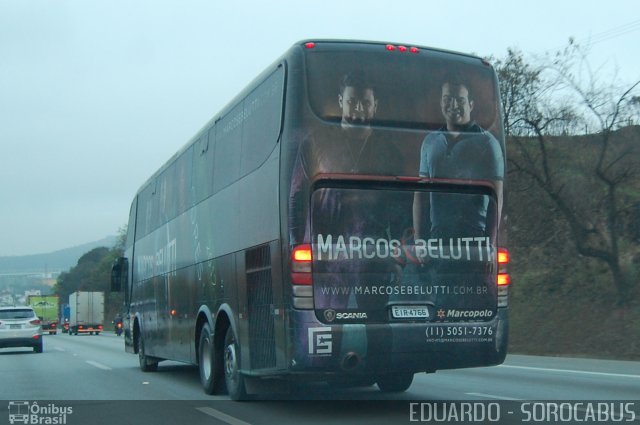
499, 364, 640, 379
53, 347, 65, 352
196, 407, 253, 425
85, 360, 112, 370
466, 392, 522, 400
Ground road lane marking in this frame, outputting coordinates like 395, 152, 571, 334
499, 364, 640, 379
196, 407, 252, 425
86, 360, 112, 370
53, 347, 65, 352
466, 392, 522, 400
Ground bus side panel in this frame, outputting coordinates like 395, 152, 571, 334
232, 154, 283, 372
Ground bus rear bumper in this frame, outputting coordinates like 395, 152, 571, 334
289, 308, 508, 375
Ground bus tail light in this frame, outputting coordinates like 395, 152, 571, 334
291, 244, 314, 309
497, 247, 511, 307
386, 44, 419, 53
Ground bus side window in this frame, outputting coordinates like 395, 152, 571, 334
175, 145, 193, 215
241, 67, 285, 175
214, 103, 243, 192
193, 133, 215, 203
136, 181, 156, 240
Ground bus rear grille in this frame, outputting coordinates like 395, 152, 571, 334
246, 245, 276, 369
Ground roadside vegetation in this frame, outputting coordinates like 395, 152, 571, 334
493, 41, 640, 360
53, 228, 125, 323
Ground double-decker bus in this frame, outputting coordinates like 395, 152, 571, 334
111, 39, 510, 400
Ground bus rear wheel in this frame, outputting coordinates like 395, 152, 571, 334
199, 323, 221, 394
376, 372, 414, 393
223, 327, 248, 400
137, 332, 158, 372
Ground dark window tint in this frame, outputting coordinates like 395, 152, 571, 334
0, 309, 36, 319
193, 134, 215, 204
136, 181, 158, 239
214, 102, 243, 192
241, 67, 284, 174
126, 200, 137, 248
305, 50, 502, 138
175, 145, 193, 214
158, 165, 176, 222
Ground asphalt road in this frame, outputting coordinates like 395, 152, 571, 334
1, 332, 638, 425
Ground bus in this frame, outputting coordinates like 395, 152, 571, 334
111, 39, 510, 400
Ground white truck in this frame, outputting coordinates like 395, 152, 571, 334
68, 291, 104, 335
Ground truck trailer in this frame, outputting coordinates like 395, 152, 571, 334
68, 291, 104, 335
27, 295, 59, 335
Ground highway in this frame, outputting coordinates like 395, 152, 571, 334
1, 332, 638, 424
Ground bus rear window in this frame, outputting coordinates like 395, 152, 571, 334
305, 49, 503, 139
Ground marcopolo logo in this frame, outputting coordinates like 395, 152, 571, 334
437, 309, 494, 320
7, 401, 73, 424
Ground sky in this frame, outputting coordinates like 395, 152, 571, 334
0, 0, 639, 257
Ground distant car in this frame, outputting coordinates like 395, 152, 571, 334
0, 306, 44, 353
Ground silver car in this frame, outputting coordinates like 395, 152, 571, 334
0, 306, 44, 353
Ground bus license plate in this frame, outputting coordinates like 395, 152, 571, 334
391, 306, 430, 319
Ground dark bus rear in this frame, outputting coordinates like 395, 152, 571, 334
282, 41, 509, 387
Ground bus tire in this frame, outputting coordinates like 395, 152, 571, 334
138, 332, 158, 372
199, 323, 222, 395
223, 327, 248, 401
376, 372, 414, 393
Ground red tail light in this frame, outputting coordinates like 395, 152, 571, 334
98, 325, 103, 330
385, 44, 420, 53
117, 322, 123, 329
497, 274, 511, 286
497, 247, 510, 286
498, 248, 510, 265
291, 244, 312, 285
29, 319, 41, 326
292, 244, 314, 309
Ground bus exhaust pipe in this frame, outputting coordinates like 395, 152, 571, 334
341, 352, 361, 371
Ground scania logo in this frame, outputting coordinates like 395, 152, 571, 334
323, 309, 368, 321
336, 312, 368, 320
324, 309, 336, 322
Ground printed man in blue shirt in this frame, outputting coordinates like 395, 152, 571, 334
413, 76, 504, 241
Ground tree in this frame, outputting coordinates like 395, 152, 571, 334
54, 225, 127, 318
492, 42, 640, 305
